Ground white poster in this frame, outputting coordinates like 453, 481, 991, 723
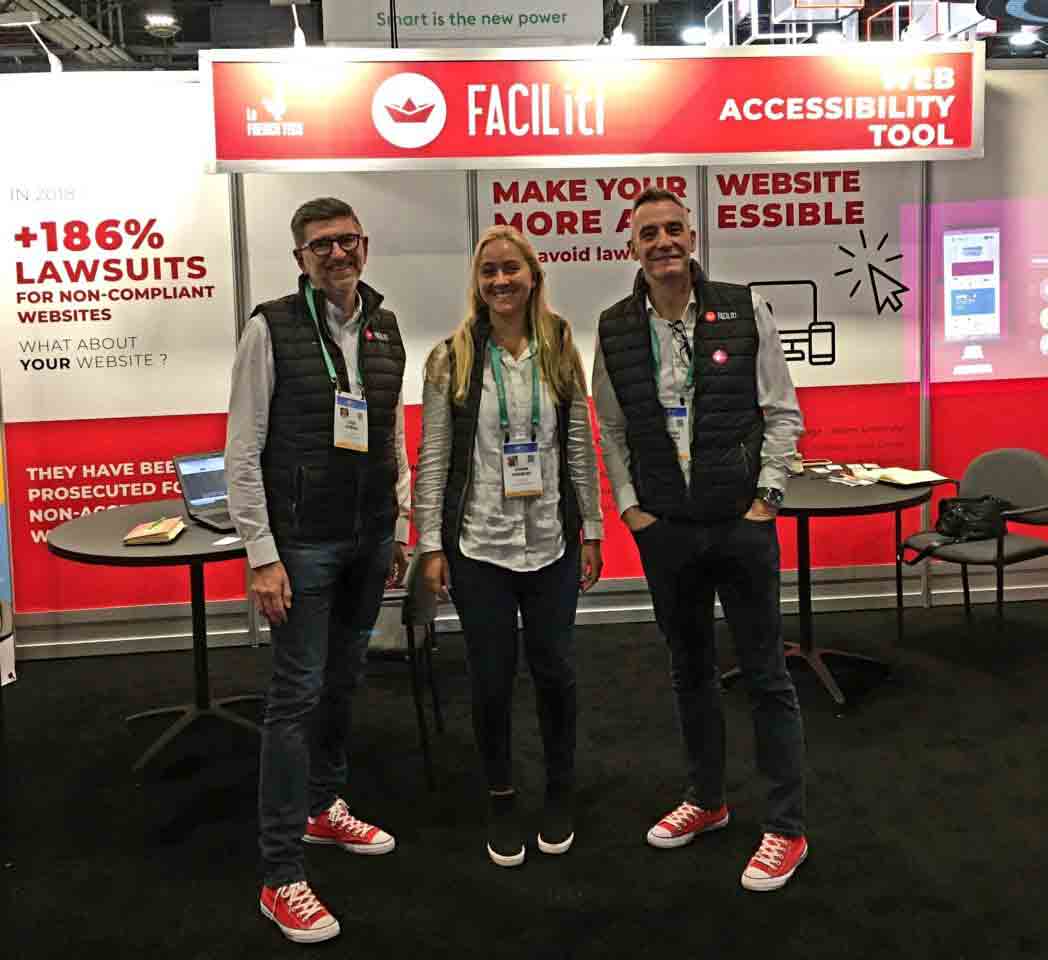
242, 171, 472, 405
0, 438, 12, 685
707, 162, 923, 388
323, 0, 601, 47
0, 73, 237, 424
476, 167, 700, 380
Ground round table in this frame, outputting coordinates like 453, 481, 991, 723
778, 473, 933, 706
47, 500, 260, 771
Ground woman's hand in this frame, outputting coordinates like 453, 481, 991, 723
419, 550, 450, 600
580, 540, 603, 593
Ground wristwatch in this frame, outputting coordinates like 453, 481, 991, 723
755, 486, 785, 509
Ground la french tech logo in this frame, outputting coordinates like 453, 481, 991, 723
245, 81, 303, 138
371, 73, 447, 149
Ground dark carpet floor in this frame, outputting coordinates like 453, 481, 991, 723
2, 600, 1047, 960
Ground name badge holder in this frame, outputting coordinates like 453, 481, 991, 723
306, 283, 368, 452
650, 319, 694, 463
490, 340, 543, 498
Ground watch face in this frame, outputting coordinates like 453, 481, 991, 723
759, 487, 784, 507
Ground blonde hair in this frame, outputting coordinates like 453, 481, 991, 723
438, 225, 586, 406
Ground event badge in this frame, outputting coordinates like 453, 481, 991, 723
502, 438, 543, 498
334, 390, 368, 452
666, 404, 691, 462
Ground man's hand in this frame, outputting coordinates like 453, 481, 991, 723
744, 498, 778, 522
250, 560, 292, 625
419, 550, 450, 600
622, 506, 658, 533
580, 540, 603, 593
387, 541, 408, 589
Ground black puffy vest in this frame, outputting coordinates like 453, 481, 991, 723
255, 275, 405, 542
598, 261, 763, 522
440, 313, 582, 552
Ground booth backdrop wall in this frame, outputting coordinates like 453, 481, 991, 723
926, 69, 1048, 602
1, 65, 1045, 631
0, 74, 241, 612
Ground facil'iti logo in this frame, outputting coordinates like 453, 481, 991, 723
371, 72, 447, 149
246, 81, 303, 138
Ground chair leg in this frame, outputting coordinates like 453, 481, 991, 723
424, 624, 444, 734
895, 548, 904, 644
406, 625, 436, 791
996, 564, 1005, 625
961, 564, 972, 619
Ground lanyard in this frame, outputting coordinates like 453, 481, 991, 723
489, 340, 540, 440
304, 283, 363, 393
649, 317, 695, 399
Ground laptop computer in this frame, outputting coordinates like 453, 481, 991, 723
173, 451, 236, 533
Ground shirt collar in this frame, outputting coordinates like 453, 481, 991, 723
326, 292, 363, 330
646, 293, 696, 325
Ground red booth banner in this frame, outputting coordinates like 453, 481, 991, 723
201, 43, 983, 172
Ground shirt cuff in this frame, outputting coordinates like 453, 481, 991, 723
582, 520, 604, 542
246, 536, 280, 569
613, 482, 639, 518
758, 464, 791, 492
415, 532, 444, 555
395, 516, 411, 544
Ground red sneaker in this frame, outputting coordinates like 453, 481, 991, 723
259, 881, 340, 943
741, 833, 808, 891
303, 797, 395, 855
646, 801, 730, 849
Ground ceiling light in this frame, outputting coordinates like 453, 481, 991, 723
611, 26, 638, 46
681, 25, 708, 44
145, 12, 181, 39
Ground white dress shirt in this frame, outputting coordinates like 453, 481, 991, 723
226, 294, 411, 568
414, 340, 603, 572
592, 290, 803, 518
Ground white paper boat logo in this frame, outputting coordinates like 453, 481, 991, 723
372, 73, 447, 148
387, 98, 435, 124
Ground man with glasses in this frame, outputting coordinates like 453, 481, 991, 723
227, 197, 409, 943
592, 187, 808, 892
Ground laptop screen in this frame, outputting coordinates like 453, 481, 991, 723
175, 453, 229, 509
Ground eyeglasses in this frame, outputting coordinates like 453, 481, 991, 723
297, 233, 366, 258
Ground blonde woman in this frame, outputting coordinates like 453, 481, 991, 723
415, 226, 603, 867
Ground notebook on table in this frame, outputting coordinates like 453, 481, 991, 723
173, 451, 236, 533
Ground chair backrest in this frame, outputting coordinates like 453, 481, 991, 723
401, 550, 439, 627
960, 448, 1048, 523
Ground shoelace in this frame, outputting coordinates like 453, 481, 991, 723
281, 881, 326, 921
328, 800, 373, 838
751, 834, 788, 869
661, 802, 702, 830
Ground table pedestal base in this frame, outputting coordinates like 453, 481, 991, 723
783, 644, 887, 707
128, 695, 262, 772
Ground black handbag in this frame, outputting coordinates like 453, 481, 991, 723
934, 495, 1008, 542
904, 495, 1010, 565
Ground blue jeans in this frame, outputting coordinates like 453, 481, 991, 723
633, 516, 806, 837
258, 533, 392, 888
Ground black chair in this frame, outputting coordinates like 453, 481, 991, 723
370, 552, 444, 789
898, 448, 1048, 636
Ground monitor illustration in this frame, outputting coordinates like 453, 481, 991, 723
748, 280, 836, 366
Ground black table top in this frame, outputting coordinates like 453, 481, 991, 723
46, 500, 246, 567
781, 472, 934, 518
